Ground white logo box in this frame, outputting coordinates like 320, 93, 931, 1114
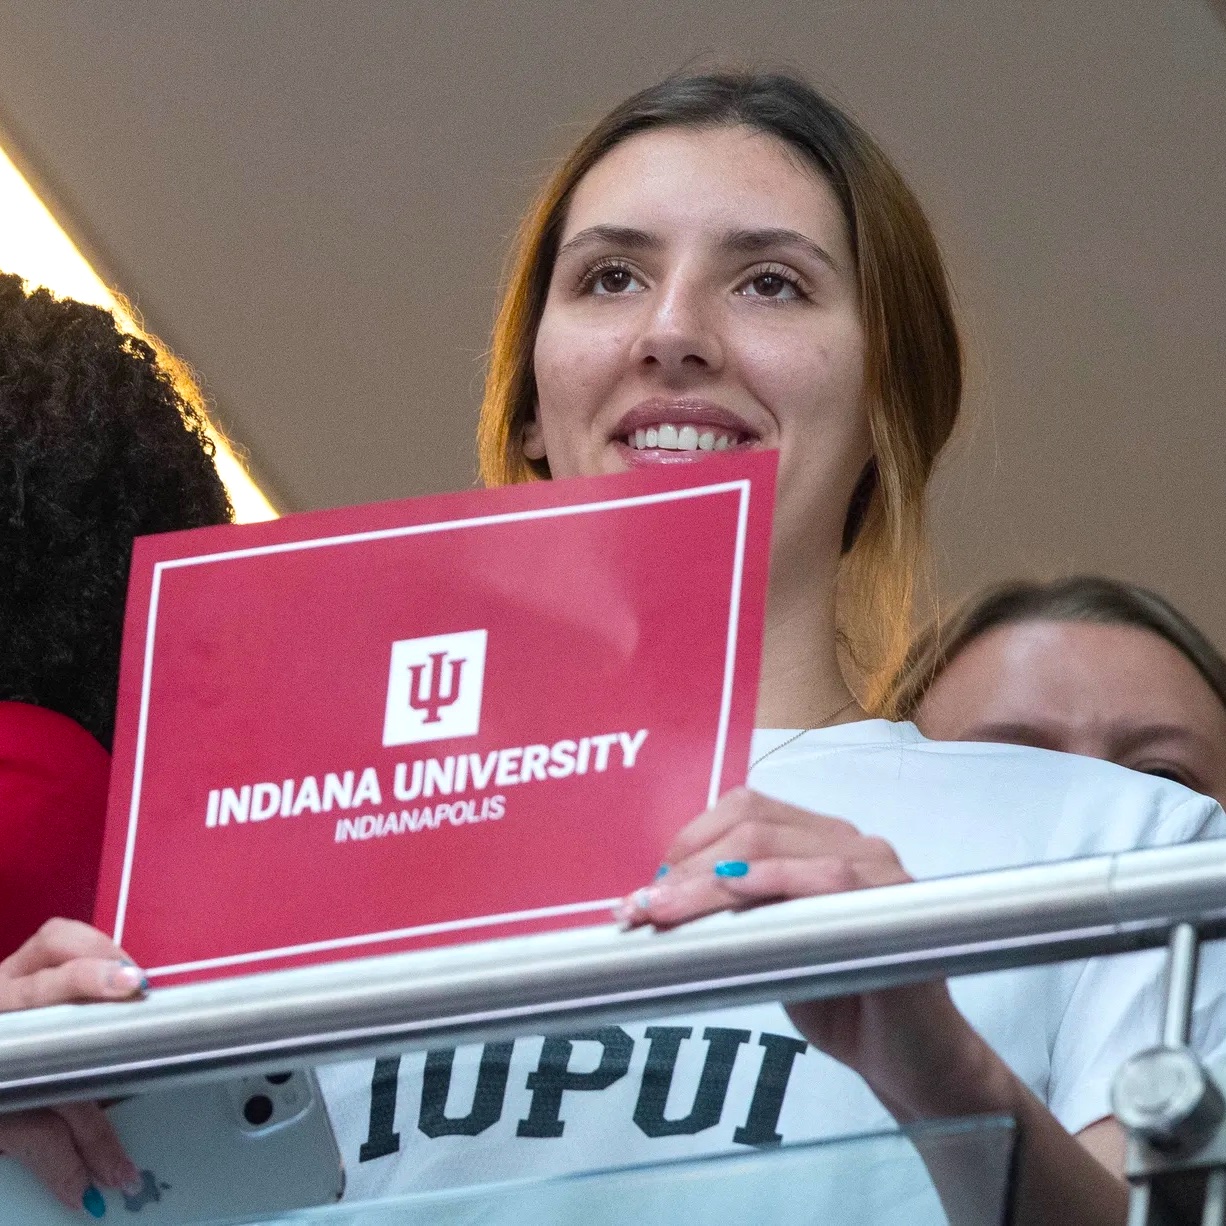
382, 629, 488, 747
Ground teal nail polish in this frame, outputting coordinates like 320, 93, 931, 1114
714, 860, 749, 878
654, 864, 670, 879
83, 1185, 106, 1218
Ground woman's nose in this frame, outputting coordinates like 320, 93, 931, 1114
629, 280, 724, 377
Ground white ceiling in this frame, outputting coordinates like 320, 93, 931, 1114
1, 0, 1223, 642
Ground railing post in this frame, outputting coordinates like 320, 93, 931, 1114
1164, 923, 1200, 1049
1125, 1180, 1151, 1226
1203, 1168, 1226, 1226
1114, 923, 1226, 1226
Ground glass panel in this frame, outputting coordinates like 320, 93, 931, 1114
253, 1114, 1015, 1226
0, 1082, 1013, 1226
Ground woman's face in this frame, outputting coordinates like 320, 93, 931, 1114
916, 619, 1226, 808
529, 124, 870, 586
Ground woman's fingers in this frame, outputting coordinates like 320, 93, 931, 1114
58, 1102, 142, 1194
0, 958, 147, 1012
0, 918, 129, 977
712, 852, 911, 900
623, 783, 913, 932
664, 809, 857, 882
616, 866, 734, 927
0, 919, 147, 1012
660, 787, 765, 865
661, 787, 861, 869
618, 787, 912, 928
0, 1108, 96, 1213
622, 852, 909, 928
0, 1104, 142, 1215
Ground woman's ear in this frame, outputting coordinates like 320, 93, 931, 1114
522, 410, 547, 461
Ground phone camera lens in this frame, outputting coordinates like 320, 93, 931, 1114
243, 1094, 275, 1126
265, 1072, 293, 1085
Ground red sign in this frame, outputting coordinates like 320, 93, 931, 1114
94, 453, 775, 984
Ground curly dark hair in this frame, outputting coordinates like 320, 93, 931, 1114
0, 272, 233, 748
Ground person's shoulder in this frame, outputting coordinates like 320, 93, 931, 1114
896, 722, 1223, 844
770, 719, 1224, 855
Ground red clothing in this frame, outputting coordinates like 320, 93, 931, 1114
0, 701, 110, 959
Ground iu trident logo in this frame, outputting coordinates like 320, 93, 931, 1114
383, 630, 488, 747
408, 651, 465, 723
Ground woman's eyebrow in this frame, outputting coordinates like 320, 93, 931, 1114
555, 224, 840, 271
957, 721, 1055, 751
557, 225, 660, 258
722, 228, 839, 272
1113, 723, 1212, 756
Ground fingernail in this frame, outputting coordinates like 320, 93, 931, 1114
115, 1158, 143, 1195
714, 860, 750, 878
83, 1185, 106, 1218
614, 886, 655, 922
654, 864, 670, 879
107, 963, 149, 993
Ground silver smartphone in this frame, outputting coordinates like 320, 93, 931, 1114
0, 1069, 344, 1223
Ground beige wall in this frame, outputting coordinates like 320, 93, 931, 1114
0, 0, 1222, 643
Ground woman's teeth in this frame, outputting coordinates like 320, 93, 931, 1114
630, 424, 736, 451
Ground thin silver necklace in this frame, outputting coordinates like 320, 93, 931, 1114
749, 699, 860, 771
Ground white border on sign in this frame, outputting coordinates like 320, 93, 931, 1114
114, 479, 753, 975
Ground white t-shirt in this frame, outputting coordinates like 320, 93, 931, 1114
318, 720, 1226, 1205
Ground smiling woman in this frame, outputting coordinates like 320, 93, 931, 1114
478, 74, 961, 709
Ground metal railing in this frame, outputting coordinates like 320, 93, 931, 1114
0, 839, 1223, 1113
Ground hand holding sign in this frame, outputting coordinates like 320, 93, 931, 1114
0, 919, 146, 1013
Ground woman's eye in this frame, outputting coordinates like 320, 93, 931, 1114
1136, 763, 1195, 789
739, 270, 803, 301
588, 266, 642, 295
